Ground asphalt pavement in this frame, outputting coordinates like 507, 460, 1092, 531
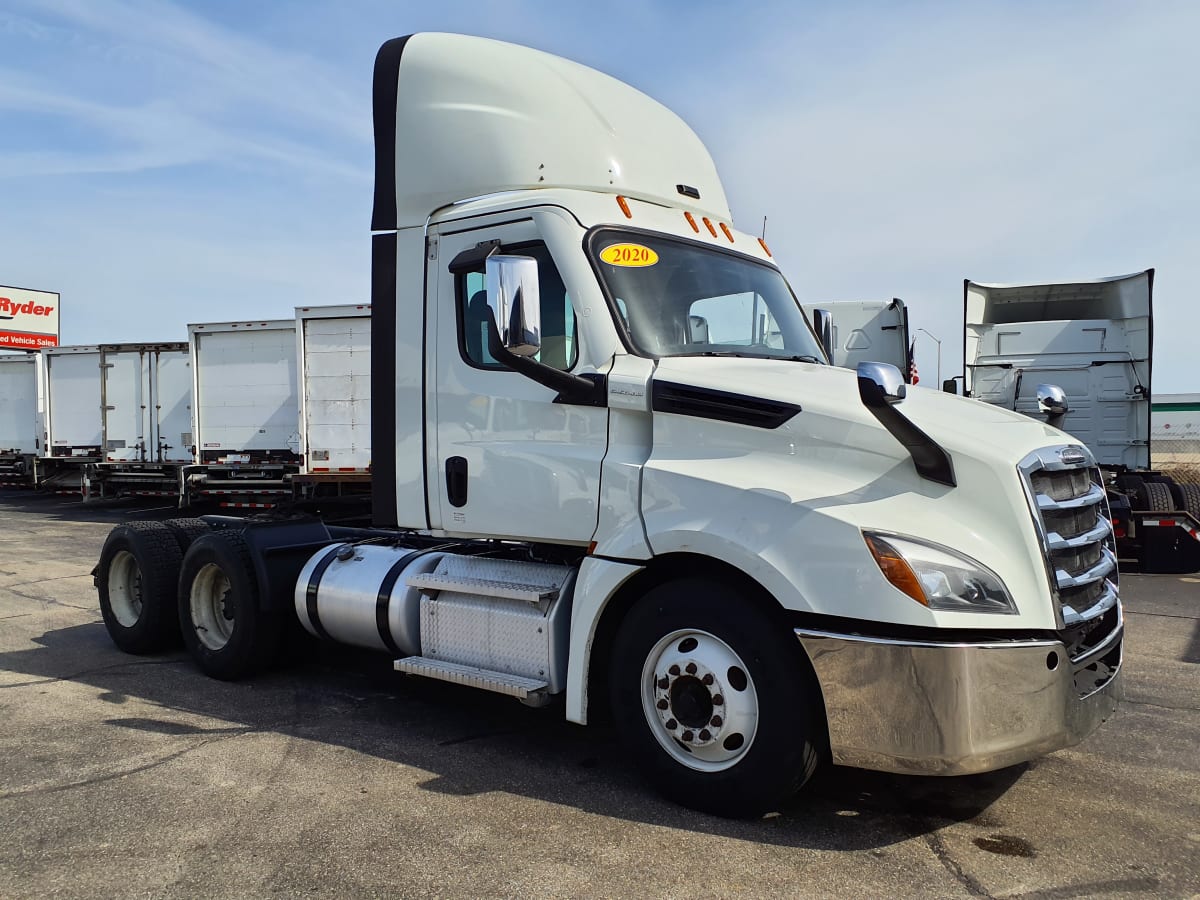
0, 491, 1197, 898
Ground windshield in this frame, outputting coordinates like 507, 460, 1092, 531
588, 229, 825, 362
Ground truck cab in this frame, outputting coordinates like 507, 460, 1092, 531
95, 33, 1123, 817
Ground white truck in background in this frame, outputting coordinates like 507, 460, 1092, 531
801, 298, 914, 382
292, 304, 372, 510
183, 320, 301, 510
94, 33, 1122, 816
0, 353, 38, 487
962, 271, 1200, 573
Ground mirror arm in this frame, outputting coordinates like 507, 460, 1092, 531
858, 373, 957, 487
486, 317, 606, 406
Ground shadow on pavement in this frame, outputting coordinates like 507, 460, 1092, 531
0, 620, 1026, 850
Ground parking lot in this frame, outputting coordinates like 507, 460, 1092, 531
0, 491, 1197, 899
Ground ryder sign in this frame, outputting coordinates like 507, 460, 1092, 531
0, 285, 60, 350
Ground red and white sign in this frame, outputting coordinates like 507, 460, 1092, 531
0, 285, 60, 350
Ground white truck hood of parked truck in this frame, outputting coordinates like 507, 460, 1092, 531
640, 356, 1076, 630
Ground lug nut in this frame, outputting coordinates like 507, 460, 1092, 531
712, 694, 724, 706
665, 719, 677, 730
710, 715, 723, 727
702, 673, 714, 685
669, 664, 680, 676
682, 730, 694, 742
657, 676, 669, 689
656, 699, 668, 710
685, 662, 697, 675
699, 729, 711, 741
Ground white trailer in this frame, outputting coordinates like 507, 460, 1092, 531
0, 353, 38, 486
84, 343, 194, 501
95, 34, 1122, 818
802, 298, 914, 381
293, 305, 372, 505
185, 320, 300, 509
36, 345, 103, 494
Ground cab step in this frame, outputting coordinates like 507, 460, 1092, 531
394, 656, 549, 699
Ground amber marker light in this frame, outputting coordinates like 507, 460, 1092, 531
863, 533, 928, 606
758, 238, 772, 257
720, 222, 735, 242
702, 217, 718, 237
684, 211, 700, 233
616, 195, 632, 218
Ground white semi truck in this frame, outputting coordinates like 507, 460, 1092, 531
182, 319, 301, 509
801, 298, 914, 381
0, 353, 38, 487
962, 271, 1200, 573
94, 33, 1122, 816
36, 345, 104, 494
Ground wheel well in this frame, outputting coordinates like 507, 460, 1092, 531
584, 553, 807, 727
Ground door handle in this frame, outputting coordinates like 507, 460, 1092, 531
445, 456, 468, 508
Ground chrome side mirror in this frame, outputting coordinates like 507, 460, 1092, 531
856, 361, 906, 407
1036, 383, 1068, 417
811, 308, 834, 363
1036, 383, 1069, 428
485, 255, 541, 357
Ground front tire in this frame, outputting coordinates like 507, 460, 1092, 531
96, 521, 184, 654
178, 531, 280, 680
610, 577, 824, 817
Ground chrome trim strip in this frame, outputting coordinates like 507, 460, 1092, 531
1062, 580, 1119, 627
1046, 519, 1114, 551
794, 627, 1058, 652
1036, 483, 1106, 511
1071, 621, 1123, 669
1055, 548, 1117, 591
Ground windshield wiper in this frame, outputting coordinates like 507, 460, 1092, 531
688, 351, 824, 364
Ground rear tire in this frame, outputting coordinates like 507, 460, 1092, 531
610, 577, 823, 817
178, 531, 280, 680
1179, 484, 1200, 515
161, 517, 211, 554
96, 522, 183, 654
1135, 481, 1173, 513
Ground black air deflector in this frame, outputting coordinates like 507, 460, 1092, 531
371, 35, 412, 232
652, 382, 800, 429
370, 233, 398, 527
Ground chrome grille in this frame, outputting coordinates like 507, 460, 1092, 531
1019, 445, 1122, 697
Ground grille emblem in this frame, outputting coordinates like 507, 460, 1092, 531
1059, 447, 1087, 466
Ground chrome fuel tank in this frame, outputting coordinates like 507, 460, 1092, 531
294, 543, 448, 654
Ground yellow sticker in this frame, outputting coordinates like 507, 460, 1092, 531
600, 243, 659, 267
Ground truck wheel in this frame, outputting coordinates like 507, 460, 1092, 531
610, 578, 823, 817
1179, 484, 1200, 515
96, 522, 184, 654
1136, 481, 1173, 513
161, 517, 211, 554
178, 531, 280, 681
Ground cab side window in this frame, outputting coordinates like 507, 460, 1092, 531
457, 243, 577, 371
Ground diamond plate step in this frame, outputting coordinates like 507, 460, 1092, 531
405, 572, 559, 603
394, 656, 549, 699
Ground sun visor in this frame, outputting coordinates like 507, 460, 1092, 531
372, 33, 730, 231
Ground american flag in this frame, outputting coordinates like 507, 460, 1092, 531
908, 339, 919, 384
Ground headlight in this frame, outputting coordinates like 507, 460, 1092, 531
863, 531, 1017, 614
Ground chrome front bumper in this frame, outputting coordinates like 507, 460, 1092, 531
797, 617, 1123, 776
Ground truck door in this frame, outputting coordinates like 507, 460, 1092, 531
430, 217, 607, 543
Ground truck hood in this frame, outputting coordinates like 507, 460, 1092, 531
641, 356, 1076, 629
651, 355, 1067, 470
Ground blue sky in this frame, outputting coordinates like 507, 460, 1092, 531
0, 0, 1196, 391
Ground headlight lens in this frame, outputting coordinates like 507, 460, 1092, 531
863, 531, 1017, 614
